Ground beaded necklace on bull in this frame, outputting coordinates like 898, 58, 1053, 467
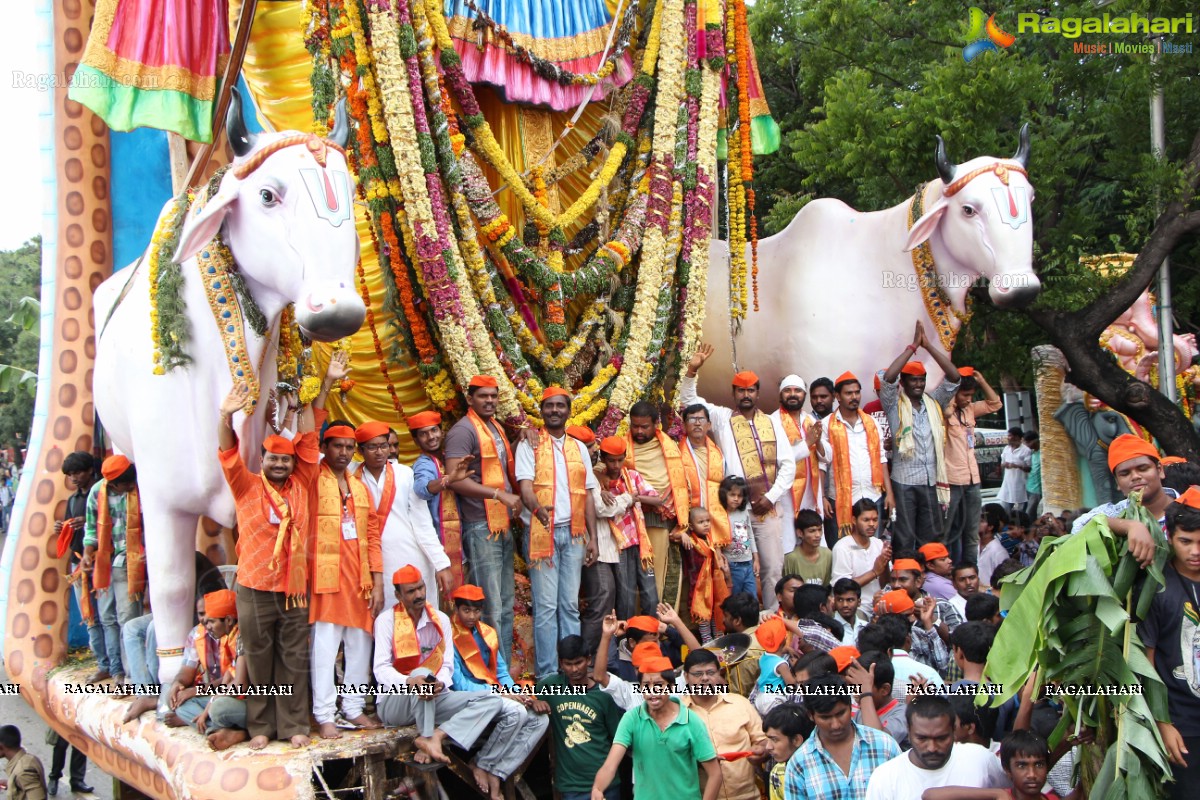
907, 161, 1027, 353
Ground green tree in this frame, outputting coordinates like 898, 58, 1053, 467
748, 0, 1200, 455
0, 238, 42, 451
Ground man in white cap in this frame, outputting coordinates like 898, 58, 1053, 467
771, 375, 825, 554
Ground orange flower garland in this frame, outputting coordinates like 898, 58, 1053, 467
733, 0, 757, 312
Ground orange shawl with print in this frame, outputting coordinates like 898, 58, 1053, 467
313, 466, 373, 598
682, 439, 731, 546
431, 456, 464, 587
828, 411, 883, 536
452, 619, 500, 685
780, 412, 821, 514
607, 468, 654, 567
393, 608, 445, 675
624, 429, 689, 526
94, 482, 145, 599
529, 434, 588, 561
466, 410, 517, 535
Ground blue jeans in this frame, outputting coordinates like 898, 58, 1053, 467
173, 695, 210, 724
528, 523, 584, 678
463, 520, 515, 664
96, 564, 144, 677
946, 483, 982, 564
74, 579, 110, 673
121, 614, 159, 688
728, 559, 757, 599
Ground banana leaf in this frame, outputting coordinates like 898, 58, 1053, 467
979, 491, 1174, 799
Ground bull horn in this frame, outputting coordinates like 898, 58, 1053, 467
1012, 123, 1031, 169
226, 91, 257, 158
934, 135, 956, 185
329, 97, 350, 150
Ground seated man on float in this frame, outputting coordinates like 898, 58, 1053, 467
448, 584, 549, 794
159, 592, 234, 728
199, 594, 253, 752
374, 564, 521, 795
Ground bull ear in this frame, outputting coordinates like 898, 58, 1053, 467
174, 187, 239, 263
903, 197, 948, 252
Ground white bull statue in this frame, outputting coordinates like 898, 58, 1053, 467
92, 95, 366, 700
701, 126, 1041, 403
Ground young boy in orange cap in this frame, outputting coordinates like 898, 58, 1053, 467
81, 454, 144, 684
1070, 433, 1173, 569
753, 616, 803, 715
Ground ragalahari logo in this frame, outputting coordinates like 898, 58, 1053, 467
963, 7, 1016, 61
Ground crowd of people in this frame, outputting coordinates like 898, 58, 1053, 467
45, 321, 1200, 800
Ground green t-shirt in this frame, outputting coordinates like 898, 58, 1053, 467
783, 546, 832, 585
612, 697, 717, 800
1026, 451, 1042, 495
535, 673, 625, 793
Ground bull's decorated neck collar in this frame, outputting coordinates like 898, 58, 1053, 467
909, 184, 972, 354
231, 133, 347, 180
942, 161, 1027, 198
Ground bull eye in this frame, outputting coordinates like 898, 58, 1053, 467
259, 188, 280, 206
962, 204, 977, 217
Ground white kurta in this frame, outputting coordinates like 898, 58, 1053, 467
361, 462, 450, 610
770, 409, 824, 554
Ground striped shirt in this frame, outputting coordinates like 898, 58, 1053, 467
878, 374, 959, 487
783, 722, 901, 800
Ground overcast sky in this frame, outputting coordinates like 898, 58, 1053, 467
2, 1, 44, 251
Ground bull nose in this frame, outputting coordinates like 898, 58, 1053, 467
296, 286, 366, 342
991, 276, 1041, 309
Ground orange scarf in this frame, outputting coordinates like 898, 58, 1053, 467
193, 624, 213, 685
690, 533, 731, 623
729, 413, 779, 504
779, 412, 821, 515
683, 439, 731, 546
314, 466, 373, 599
466, 410, 516, 535
370, 463, 398, 522
261, 474, 308, 606
607, 469, 654, 568
68, 565, 94, 624
451, 619, 500, 685
828, 411, 884, 537
94, 482, 145, 599
393, 608, 445, 675
219, 624, 239, 678
624, 430, 690, 526
431, 456, 464, 587
529, 433, 588, 561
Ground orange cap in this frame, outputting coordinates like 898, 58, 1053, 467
875, 589, 916, 615
830, 646, 860, 673
450, 584, 485, 602
638, 656, 675, 675
1160, 456, 1186, 466
835, 371, 859, 387
732, 371, 759, 388
900, 362, 926, 376
567, 425, 596, 445
324, 424, 356, 441
262, 435, 296, 455
755, 617, 788, 652
1107, 434, 1160, 473
469, 375, 498, 388
1178, 486, 1200, 510
626, 616, 659, 634
873, 374, 882, 391
630, 641, 663, 670
101, 455, 132, 481
892, 558, 924, 574
542, 386, 571, 401
958, 366, 975, 377
392, 565, 422, 585
203, 589, 237, 619
599, 436, 628, 457
919, 543, 950, 562
355, 421, 391, 443
406, 411, 442, 430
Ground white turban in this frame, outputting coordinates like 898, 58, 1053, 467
779, 374, 807, 392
